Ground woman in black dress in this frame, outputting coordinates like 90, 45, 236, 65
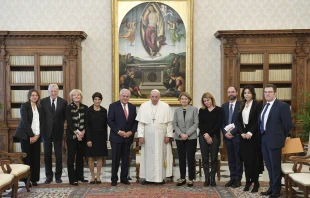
237, 85, 264, 193
85, 92, 108, 184
198, 92, 223, 187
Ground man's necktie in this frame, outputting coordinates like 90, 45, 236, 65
52, 99, 56, 115
260, 103, 270, 134
228, 104, 233, 124
123, 103, 128, 120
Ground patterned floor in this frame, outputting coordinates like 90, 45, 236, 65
1, 160, 301, 198
16, 182, 275, 198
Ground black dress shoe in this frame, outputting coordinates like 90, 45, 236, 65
90, 180, 96, 184
187, 180, 194, 187
251, 182, 260, 193
111, 181, 117, 186
56, 179, 62, 184
243, 185, 250, 191
44, 178, 53, 184
78, 178, 89, 183
225, 179, 235, 187
269, 192, 280, 198
232, 180, 241, 188
204, 179, 210, 187
210, 177, 216, 187
121, 179, 130, 185
95, 180, 102, 184
176, 179, 186, 186
260, 189, 272, 196
31, 181, 38, 186
70, 182, 78, 186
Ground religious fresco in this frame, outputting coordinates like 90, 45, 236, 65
113, 0, 193, 105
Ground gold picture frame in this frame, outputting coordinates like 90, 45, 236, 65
112, 0, 193, 105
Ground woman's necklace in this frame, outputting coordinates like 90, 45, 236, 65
151, 104, 159, 123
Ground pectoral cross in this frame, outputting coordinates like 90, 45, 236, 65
152, 118, 156, 123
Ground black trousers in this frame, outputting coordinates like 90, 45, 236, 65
199, 135, 220, 178
110, 141, 131, 182
20, 138, 41, 182
176, 139, 197, 180
66, 138, 85, 183
43, 136, 63, 180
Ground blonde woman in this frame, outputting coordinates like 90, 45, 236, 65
198, 92, 223, 187
66, 89, 88, 186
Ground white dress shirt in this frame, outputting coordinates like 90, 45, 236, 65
31, 106, 40, 135
50, 97, 57, 110
261, 98, 276, 131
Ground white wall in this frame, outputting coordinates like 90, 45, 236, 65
1, 0, 309, 108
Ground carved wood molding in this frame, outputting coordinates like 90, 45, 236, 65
223, 37, 238, 56
64, 38, 79, 57
296, 36, 310, 55
0, 37, 5, 57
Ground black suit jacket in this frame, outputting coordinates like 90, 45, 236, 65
14, 102, 44, 140
237, 101, 263, 140
221, 100, 241, 137
40, 96, 67, 140
259, 99, 292, 149
108, 100, 138, 144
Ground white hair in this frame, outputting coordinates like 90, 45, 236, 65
48, 84, 59, 92
69, 89, 83, 101
120, 88, 131, 96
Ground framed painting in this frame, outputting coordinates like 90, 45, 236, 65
112, 0, 193, 105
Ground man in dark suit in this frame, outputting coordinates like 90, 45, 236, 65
221, 86, 243, 188
108, 88, 138, 186
40, 84, 67, 184
260, 84, 292, 198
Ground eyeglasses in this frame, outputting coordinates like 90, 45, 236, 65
264, 91, 274, 94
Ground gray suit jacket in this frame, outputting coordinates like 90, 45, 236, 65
173, 105, 199, 140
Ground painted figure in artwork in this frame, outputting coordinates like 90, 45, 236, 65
167, 20, 185, 46
120, 21, 137, 46
163, 57, 185, 97
141, 3, 166, 58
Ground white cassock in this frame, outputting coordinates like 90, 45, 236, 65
136, 100, 173, 182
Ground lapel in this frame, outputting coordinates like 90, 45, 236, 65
27, 102, 33, 118
232, 101, 240, 120
248, 101, 256, 121
225, 103, 230, 120
118, 101, 127, 120
266, 99, 278, 122
184, 106, 192, 124
46, 97, 53, 114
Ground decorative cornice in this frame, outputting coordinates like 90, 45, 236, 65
214, 29, 310, 39
4, 31, 87, 40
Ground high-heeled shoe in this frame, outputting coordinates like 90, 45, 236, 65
251, 182, 260, 193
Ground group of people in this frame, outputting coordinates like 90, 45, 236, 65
15, 83, 292, 198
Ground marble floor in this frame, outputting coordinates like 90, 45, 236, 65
32, 159, 273, 185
